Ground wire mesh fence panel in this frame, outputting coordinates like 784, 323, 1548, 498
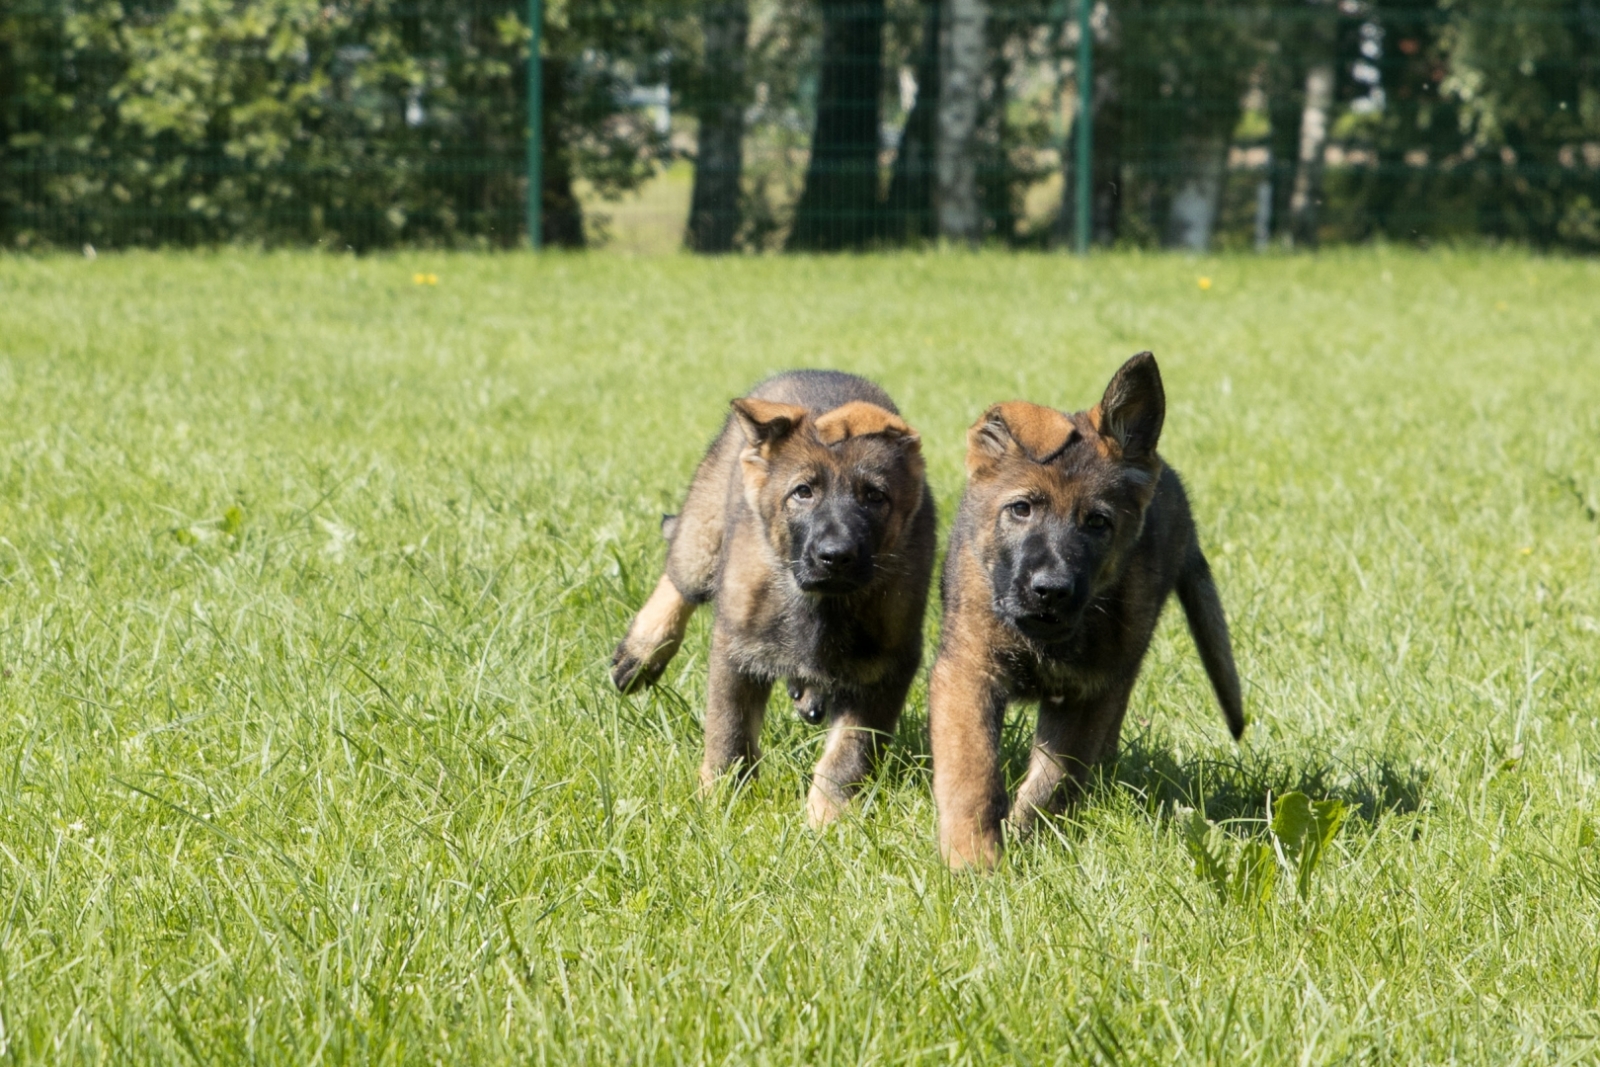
3, 0, 1597, 251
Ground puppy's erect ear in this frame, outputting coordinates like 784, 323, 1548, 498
813, 401, 921, 453
1091, 352, 1165, 462
731, 397, 807, 451
966, 401, 1077, 475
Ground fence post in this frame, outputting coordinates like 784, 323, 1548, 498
526, 0, 544, 250
1073, 0, 1092, 254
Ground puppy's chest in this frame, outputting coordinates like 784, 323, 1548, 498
1003, 649, 1112, 701
733, 602, 894, 685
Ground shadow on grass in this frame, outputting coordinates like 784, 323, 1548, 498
871, 706, 1427, 834
1105, 727, 1429, 830
611, 685, 1429, 836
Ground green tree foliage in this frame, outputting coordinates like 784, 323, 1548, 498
0, 0, 669, 248
1112, 0, 1267, 245
3, 0, 1597, 249
1315, 0, 1600, 250
1437, 0, 1600, 248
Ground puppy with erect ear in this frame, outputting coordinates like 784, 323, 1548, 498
930, 352, 1245, 869
611, 371, 937, 827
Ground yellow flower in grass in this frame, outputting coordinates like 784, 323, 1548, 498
1197, 276, 1213, 291
413, 272, 439, 286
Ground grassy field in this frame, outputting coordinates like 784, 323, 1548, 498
1, 248, 1598, 1064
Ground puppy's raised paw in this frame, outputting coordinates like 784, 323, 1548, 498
611, 575, 694, 694
611, 643, 666, 694
787, 679, 829, 725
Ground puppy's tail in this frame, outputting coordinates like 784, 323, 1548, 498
1176, 547, 1245, 740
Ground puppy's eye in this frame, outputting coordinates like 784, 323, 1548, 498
1083, 512, 1111, 531
791, 484, 814, 502
862, 487, 888, 505
1007, 500, 1033, 520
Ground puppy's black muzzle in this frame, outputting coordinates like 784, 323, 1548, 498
1009, 567, 1088, 642
794, 527, 874, 594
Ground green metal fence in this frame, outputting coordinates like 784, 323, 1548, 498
3, 0, 1597, 253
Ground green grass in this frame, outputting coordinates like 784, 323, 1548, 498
1, 248, 1598, 1064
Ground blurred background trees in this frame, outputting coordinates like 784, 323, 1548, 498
0, 0, 670, 249
2, 0, 1596, 251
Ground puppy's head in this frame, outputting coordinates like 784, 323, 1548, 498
733, 397, 926, 596
963, 352, 1165, 645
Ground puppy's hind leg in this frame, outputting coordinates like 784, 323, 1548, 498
1007, 696, 1076, 837
1008, 680, 1133, 838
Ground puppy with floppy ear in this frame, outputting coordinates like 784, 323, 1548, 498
612, 371, 937, 826
930, 352, 1244, 869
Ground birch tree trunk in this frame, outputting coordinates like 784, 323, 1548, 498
1288, 61, 1334, 248
686, 0, 749, 252
1163, 132, 1229, 250
935, 0, 986, 242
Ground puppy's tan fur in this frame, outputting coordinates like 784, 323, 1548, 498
930, 353, 1244, 868
613, 371, 936, 825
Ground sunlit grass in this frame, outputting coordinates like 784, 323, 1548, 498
0, 247, 1597, 1063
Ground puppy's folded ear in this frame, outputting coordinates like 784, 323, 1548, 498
733, 398, 807, 502
731, 397, 807, 450
814, 401, 920, 453
967, 401, 1077, 474
1091, 352, 1165, 461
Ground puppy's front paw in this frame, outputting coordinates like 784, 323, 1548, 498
805, 782, 849, 828
610, 575, 694, 694
611, 639, 668, 693
939, 821, 1003, 872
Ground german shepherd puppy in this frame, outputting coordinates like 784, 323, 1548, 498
930, 353, 1244, 868
612, 371, 936, 826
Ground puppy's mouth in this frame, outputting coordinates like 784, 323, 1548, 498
1007, 607, 1079, 643
798, 574, 866, 595
794, 563, 872, 595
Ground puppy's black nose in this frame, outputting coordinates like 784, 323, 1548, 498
1029, 573, 1074, 608
812, 540, 858, 570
